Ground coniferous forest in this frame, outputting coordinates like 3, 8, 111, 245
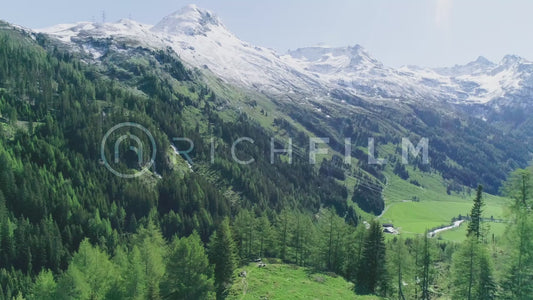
0, 21, 533, 300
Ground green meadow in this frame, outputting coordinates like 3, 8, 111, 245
229, 262, 381, 300
376, 159, 510, 241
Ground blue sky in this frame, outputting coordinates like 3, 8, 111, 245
2, 0, 532, 67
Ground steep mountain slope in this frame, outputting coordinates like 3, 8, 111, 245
285, 44, 533, 108
404, 55, 533, 106
283, 45, 444, 102
32, 5, 531, 197
39, 5, 326, 99
1, 7, 532, 300
0, 23, 364, 298
38, 5, 533, 124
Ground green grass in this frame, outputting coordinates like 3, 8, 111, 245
383, 167, 465, 204
380, 199, 508, 234
438, 222, 508, 242
381, 200, 468, 235
378, 157, 510, 240
229, 262, 381, 300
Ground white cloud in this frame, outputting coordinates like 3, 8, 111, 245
435, 0, 453, 29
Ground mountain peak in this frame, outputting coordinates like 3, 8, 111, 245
286, 44, 381, 74
151, 4, 224, 36
462, 55, 495, 70
473, 56, 493, 65
500, 54, 524, 66
288, 44, 374, 62
431, 56, 495, 76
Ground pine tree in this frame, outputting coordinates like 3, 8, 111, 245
451, 186, 497, 300
56, 239, 118, 299
254, 215, 272, 259
233, 210, 255, 261
125, 247, 147, 300
0, 217, 14, 269
344, 225, 366, 283
276, 209, 292, 261
318, 209, 347, 273
420, 232, 431, 300
451, 237, 476, 300
111, 246, 146, 300
450, 184, 497, 300
161, 232, 214, 299
451, 237, 496, 300
0, 190, 14, 269
209, 218, 237, 300
293, 213, 314, 267
389, 237, 409, 300
500, 169, 533, 298
467, 185, 483, 239
30, 269, 57, 299
133, 222, 166, 300
476, 249, 496, 300
410, 233, 432, 300
355, 220, 386, 295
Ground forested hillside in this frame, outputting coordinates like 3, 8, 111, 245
0, 22, 352, 298
1, 21, 533, 299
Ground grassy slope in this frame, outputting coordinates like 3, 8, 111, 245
438, 222, 508, 242
378, 161, 510, 241
203, 70, 512, 243
229, 263, 381, 300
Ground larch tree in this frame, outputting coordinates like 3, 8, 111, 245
161, 232, 214, 299
388, 237, 410, 300
209, 218, 237, 300
451, 183, 496, 300
134, 222, 166, 300
451, 237, 496, 300
355, 220, 387, 296
501, 169, 533, 298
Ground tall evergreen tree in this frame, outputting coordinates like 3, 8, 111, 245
161, 232, 214, 299
389, 237, 409, 300
344, 225, 366, 283
55, 239, 118, 300
113, 246, 147, 300
419, 232, 431, 300
476, 248, 497, 300
451, 184, 497, 300
501, 169, 533, 299
133, 222, 166, 300
467, 185, 484, 239
276, 209, 292, 261
30, 269, 57, 300
233, 210, 255, 261
254, 215, 273, 259
209, 218, 237, 300
451, 237, 496, 300
355, 220, 387, 295
318, 209, 347, 273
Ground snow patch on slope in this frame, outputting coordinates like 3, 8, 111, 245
35, 4, 533, 107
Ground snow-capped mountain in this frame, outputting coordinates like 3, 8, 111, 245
399, 55, 533, 106
283, 45, 444, 102
285, 45, 533, 106
39, 5, 326, 97
36, 4, 533, 109
432, 56, 495, 76
152, 4, 222, 36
